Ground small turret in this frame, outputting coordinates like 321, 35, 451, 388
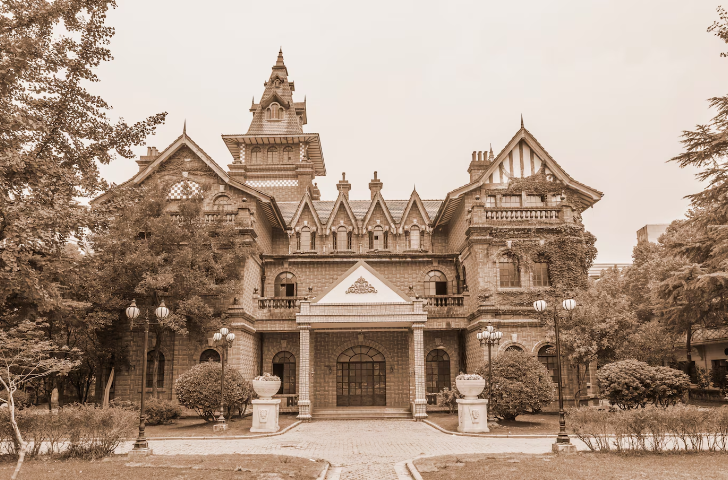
368, 171, 383, 200
336, 172, 351, 200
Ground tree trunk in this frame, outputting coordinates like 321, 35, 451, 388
4, 386, 27, 480
102, 368, 115, 409
574, 364, 582, 407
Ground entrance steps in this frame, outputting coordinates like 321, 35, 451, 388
311, 406, 411, 420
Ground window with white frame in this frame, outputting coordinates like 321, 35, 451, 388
410, 225, 421, 249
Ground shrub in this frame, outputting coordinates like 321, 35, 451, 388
0, 390, 31, 410
438, 386, 461, 414
0, 404, 136, 458
650, 366, 690, 407
175, 362, 254, 421
475, 350, 555, 420
696, 366, 711, 389
144, 398, 182, 425
597, 359, 653, 409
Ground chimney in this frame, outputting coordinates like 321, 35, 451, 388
468, 150, 489, 182
369, 171, 383, 200
337, 172, 351, 200
136, 146, 160, 172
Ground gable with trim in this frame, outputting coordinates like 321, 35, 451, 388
315, 261, 411, 304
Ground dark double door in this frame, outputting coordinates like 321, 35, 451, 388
336, 361, 386, 406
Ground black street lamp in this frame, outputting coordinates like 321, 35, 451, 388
534, 298, 575, 448
477, 325, 502, 421
212, 327, 235, 430
125, 299, 170, 453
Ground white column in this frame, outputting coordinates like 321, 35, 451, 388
297, 323, 312, 421
412, 322, 427, 420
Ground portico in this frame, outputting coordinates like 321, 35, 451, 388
295, 261, 428, 420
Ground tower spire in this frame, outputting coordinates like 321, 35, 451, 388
276, 48, 285, 67
521, 114, 524, 129
183, 119, 187, 136
489, 143, 494, 161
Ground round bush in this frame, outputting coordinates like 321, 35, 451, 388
175, 362, 254, 421
597, 359, 653, 410
476, 350, 555, 420
649, 366, 690, 407
144, 398, 182, 425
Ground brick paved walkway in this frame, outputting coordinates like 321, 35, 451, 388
118, 420, 584, 479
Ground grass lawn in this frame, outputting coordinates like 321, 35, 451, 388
427, 412, 560, 435
0, 454, 326, 479
144, 414, 299, 437
415, 452, 728, 480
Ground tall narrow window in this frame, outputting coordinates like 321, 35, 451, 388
336, 227, 348, 251
373, 226, 383, 250
300, 227, 311, 251
538, 345, 558, 384
410, 226, 421, 250
146, 351, 165, 388
499, 257, 521, 288
532, 262, 550, 287
283, 146, 294, 162
272, 351, 296, 395
426, 349, 451, 405
267, 147, 278, 163
251, 147, 261, 163
424, 270, 448, 296
274, 272, 297, 297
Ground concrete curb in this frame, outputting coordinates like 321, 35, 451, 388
315, 461, 330, 480
423, 419, 572, 439
139, 420, 302, 441
405, 460, 424, 480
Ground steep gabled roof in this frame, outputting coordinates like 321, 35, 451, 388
91, 130, 286, 229
289, 191, 323, 231
433, 125, 603, 227
400, 189, 431, 225
324, 192, 359, 234
361, 191, 396, 230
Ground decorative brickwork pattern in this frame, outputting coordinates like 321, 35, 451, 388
297, 324, 312, 420
412, 323, 427, 419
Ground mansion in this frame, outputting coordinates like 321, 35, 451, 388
102, 51, 603, 419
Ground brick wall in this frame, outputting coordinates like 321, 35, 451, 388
312, 331, 411, 408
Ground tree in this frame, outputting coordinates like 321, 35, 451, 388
87, 182, 256, 397
175, 362, 254, 421
0, 322, 79, 479
0, 0, 166, 327
476, 350, 555, 420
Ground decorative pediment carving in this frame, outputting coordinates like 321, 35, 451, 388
346, 277, 377, 295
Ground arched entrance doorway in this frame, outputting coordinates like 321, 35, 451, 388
336, 346, 386, 407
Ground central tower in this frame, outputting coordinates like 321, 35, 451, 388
223, 50, 326, 201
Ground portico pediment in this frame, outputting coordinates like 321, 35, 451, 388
314, 261, 411, 304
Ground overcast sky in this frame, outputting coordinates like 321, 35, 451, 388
94, 0, 727, 263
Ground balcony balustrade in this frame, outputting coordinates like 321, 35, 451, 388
484, 208, 560, 221
257, 296, 304, 309
423, 295, 465, 308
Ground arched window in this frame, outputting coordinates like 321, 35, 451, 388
213, 195, 230, 206
336, 226, 348, 251
283, 146, 294, 162
337, 346, 386, 407
424, 270, 448, 296
426, 349, 451, 404
200, 349, 220, 363
300, 226, 311, 251
267, 147, 278, 163
274, 272, 297, 297
266, 102, 283, 120
251, 147, 261, 163
410, 225, 421, 250
373, 225, 383, 250
532, 262, 550, 287
146, 350, 165, 388
272, 351, 296, 394
538, 345, 558, 383
505, 345, 524, 353
499, 257, 521, 288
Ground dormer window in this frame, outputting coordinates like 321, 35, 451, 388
334, 226, 350, 251
265, 102, 284, 120
409, 225, 421, 250
298, 226, 314, 251
371, 225, 384, 250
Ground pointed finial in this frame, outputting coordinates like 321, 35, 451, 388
521, 114, 524, 129
489, 143, 494, 161
276, 48, 285, 67
183, 119, 187, 136
251, 96, 255, 106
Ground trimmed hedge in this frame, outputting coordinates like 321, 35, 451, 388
144, 398, 182, 425
597, 360, 690, 409
175, 362, 254, 421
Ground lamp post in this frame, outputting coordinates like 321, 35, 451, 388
476, 325, 502, 421
212, 327, 235, 430
125, 299, 170, 453
534, 298, 576, 449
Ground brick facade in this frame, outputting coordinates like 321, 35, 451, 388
109, 51, 604, 416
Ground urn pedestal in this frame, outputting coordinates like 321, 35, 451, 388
456, 398, 489, 433
250, 399, 281, 433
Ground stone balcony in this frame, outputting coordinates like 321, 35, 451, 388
422, 294, 466, 317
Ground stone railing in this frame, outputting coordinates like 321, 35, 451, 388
484, 208, 560, 221
423, 295, 465, 308
257, 297, 304, 309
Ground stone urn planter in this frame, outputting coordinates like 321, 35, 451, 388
456, 374, 485, 400
253, 373, 281, 400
